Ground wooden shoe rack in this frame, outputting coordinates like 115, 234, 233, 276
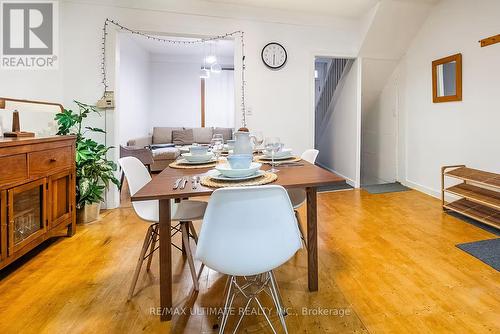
441, 165, 500, 230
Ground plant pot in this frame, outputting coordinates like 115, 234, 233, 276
77, 202, 101, 224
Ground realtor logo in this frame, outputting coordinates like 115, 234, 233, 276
1, 1, 58, 69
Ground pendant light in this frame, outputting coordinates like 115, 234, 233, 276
200, 42, 210, 79
210, 41, 222, 73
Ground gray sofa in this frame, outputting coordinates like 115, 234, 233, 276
127, 127, 233, 172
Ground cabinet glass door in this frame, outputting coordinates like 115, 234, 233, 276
8, 178, 46, 254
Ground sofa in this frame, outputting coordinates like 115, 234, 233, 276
127, 127, 233, 172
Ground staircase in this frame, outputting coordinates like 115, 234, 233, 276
314, 58, 352, 146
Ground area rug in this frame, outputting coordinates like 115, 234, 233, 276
456, 238, 500, 271
318, 182, 353, 192
362, 182, 410, 194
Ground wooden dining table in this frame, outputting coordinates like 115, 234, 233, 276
131, 160, 345, 321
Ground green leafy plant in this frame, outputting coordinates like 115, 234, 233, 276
55, 101, 119, 209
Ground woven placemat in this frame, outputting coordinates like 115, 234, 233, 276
254, 156, 302, 164
200, 172, 278, 188
169, 160, 217, 169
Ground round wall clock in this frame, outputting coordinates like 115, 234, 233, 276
261, 42, 287, 70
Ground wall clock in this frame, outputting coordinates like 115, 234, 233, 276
261, 42, 287, 70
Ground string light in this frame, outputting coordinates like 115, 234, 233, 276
101, 18, 247, 127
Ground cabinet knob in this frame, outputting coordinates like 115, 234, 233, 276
49, 158, 57, 162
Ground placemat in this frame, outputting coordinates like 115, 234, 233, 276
200, 172, 278, 188
254, 156, 302, 164
169, 160, 217, 169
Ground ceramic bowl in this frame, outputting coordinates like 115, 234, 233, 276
227, 154, 253, 169
182, 152, 214, 162
215, 162, 262, 178
263, 148, 292, 158
190, 145, 209, 156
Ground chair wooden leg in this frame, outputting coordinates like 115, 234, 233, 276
295, 210, 307, 248
188, 221, 198, 244
181, 222, 200, 291
188, 221, 204, 279
128, 225, 153, 300
181, 221, 188, 256
146, 224, 158, 271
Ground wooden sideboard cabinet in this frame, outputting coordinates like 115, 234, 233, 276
0, 136, 76, 270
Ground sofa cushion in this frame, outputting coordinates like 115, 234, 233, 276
152, 127, 182, 144
191, 127, 214, 144
213, 127, 233, 141
172, 129, 194, 145
152, 147, 180, 161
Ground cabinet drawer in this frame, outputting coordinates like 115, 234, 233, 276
29, 147, 73, 177
0, 154, 28, 186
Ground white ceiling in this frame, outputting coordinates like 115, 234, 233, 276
205, 0, 438, 18
128, 35, 235, 65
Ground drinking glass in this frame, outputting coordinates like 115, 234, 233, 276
264, 137, 282, 173
210, 135, 224, 162
251, 131, 264, 151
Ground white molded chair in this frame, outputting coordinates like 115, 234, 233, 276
195, 185, 302, 333
287, 149, 319, 246
119, 157, 207, 298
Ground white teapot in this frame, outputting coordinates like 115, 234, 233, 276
233, 131, 255, 155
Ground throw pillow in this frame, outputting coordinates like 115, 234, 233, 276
172, 129, 194, 145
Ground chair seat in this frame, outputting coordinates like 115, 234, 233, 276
172, 200, 207, 221
287, 188, 306, 209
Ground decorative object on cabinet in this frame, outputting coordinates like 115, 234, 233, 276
479, 34, 500, 47
3, 111, 35, 138
432, 53, 462, 103
0, 97, 63, 137
55, 101, 120, 224
441, 165, 500, 230
0, 136, 76, 270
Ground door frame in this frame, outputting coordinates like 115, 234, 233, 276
309, 52, 361, 188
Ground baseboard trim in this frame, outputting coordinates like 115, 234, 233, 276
402, 179, 440, 199
316, 163, 357, 188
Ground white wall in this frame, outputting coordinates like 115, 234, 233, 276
116, 34, 151, 146
382, 0, 500, 196
0, 1, 361, 208
149, 60, 201, 128
316, 59, 361, 187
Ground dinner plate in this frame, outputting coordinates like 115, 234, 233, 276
176, 158, 217, 165
208, 169, 266, 181
259, 154, 295, 161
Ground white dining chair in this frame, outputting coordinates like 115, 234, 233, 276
287, 149, 319, 246
195, 185, 302, 334
119, 157, 207, 298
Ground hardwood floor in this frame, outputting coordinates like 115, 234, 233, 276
0, 188, 498, 333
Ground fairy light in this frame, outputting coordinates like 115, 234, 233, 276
101, 18, 247, 127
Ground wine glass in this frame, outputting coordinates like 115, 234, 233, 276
264, 137, 282, 173
251, 131, 264, 151
210, 134, 224, 162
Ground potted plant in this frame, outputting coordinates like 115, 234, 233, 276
55, 101, 120, 223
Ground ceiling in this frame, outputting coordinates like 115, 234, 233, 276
204, 0, 438, 18
129, 35, 235, 64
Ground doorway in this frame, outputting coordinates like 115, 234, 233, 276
313, 56, 360, 187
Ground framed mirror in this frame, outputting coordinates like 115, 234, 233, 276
432, 53, 462, 103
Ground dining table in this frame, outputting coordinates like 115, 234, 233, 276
131, 159, 346, 321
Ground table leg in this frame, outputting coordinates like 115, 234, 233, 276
306, 187, 318, 291
159, 199, 172, 321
